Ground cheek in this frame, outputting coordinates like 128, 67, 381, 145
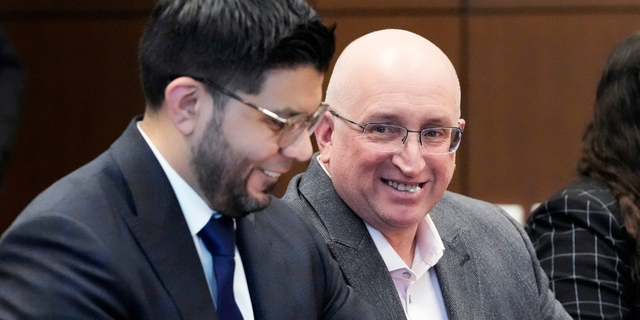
333, 146, 388, 189
432, 156, 456, 185
222, 122, 280, 161
236, 139, 280, 163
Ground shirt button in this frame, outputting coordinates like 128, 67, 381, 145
408, 295, 412, 304
402, 271, 411, 279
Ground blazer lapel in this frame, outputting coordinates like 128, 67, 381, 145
430, 198, 483, 320
234, 212, 274, 319
297, 158, 406, 320
110, 118, 217, 320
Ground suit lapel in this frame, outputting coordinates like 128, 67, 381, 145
110, 118, 217, 320
235, 212, 274, 319
430, 196, 483, 320
297, 158, 406, 320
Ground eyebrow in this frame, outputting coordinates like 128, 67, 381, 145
364, 113, 454, 128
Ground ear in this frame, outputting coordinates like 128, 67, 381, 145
315, 112, 334, 163
164, 77, 206, 136
458, 118, 466, 131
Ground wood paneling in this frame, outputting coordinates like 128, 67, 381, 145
315, 0, 459, 11
0, 0, 154, 14
469, 0, 640, 8
0, 19, 147, 227
466, 14, 640, 213
321, 15, 460, 63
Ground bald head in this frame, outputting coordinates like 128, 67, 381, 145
326, 29, 460, 115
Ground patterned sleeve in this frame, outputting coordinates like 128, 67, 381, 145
525, 187, 637, 320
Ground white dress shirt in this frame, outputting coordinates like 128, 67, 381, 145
366, 218, 448, 320
137, 122, 254, 320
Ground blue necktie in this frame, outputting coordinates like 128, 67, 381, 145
198, 215, 244, 320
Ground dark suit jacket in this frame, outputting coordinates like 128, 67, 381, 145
526, 176, 640, 320
283, 156, 571, 320
0, 118, 373, 320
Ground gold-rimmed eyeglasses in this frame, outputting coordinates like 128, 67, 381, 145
192, 76, 329, 148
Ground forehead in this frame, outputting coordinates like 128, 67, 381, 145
253, 66, 324, 116
352, 77, 459, 126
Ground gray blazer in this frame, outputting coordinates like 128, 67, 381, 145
283, 156, 571, 320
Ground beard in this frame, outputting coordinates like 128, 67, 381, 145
191, 116, 275, 219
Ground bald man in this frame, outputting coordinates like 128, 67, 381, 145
283, 29, 571, 320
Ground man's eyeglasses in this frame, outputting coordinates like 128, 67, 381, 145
192, 77, 329, 148
329, 110, 463, 155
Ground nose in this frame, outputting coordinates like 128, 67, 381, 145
281, 131, 313, 162
391, 133, 426, 176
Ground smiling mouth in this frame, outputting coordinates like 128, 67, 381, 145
262, 169, 281, 179
381, 178, 424, 193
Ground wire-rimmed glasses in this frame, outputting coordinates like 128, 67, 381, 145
192, 76, 329, 148
329, 110, 463, 155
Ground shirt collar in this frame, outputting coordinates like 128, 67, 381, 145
366, 214, 445, 272
136, 121, 216, 237
316, 154, 331, 178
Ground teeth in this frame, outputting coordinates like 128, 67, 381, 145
386, 179, 421, 193
263, 170, 281, 178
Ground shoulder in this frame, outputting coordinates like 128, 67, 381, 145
431, 191, 542, 272
526, 177, 623, 234
432, 191, 520, 235
15, 150, 124, 222
240, 197, 324, 249
431, 191, 536, 268
546, 177, 616, 210
3, 149, 132, 258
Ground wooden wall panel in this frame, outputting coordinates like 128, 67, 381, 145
315, 0, 459, 10
321, 15, 460, 63
0, 0, 154, 13
0, 19, 147, 228
271, 14, 463, 197
466, 14, 640, 214
469, 0, 640, 8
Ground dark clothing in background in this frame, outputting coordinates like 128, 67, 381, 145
526, 177, 640, 320
0, 27, 25, 188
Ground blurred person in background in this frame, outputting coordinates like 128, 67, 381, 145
526, 31, 640, 319
0, 26, 25, 190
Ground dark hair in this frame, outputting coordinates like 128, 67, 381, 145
578, 31, 640, 278
139, 0, 335, 109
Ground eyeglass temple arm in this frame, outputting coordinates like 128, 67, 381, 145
329, 110, 366, 132
199, 77, 288, 124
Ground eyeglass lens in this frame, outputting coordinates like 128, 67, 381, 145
361, 124, 462, 155
277, 103, 329, 148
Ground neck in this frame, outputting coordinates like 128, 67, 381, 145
139, 112, 198, 192
381, 226, 418, 268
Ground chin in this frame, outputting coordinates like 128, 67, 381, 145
252, 192, 272, 208
387, 207, 427, 224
